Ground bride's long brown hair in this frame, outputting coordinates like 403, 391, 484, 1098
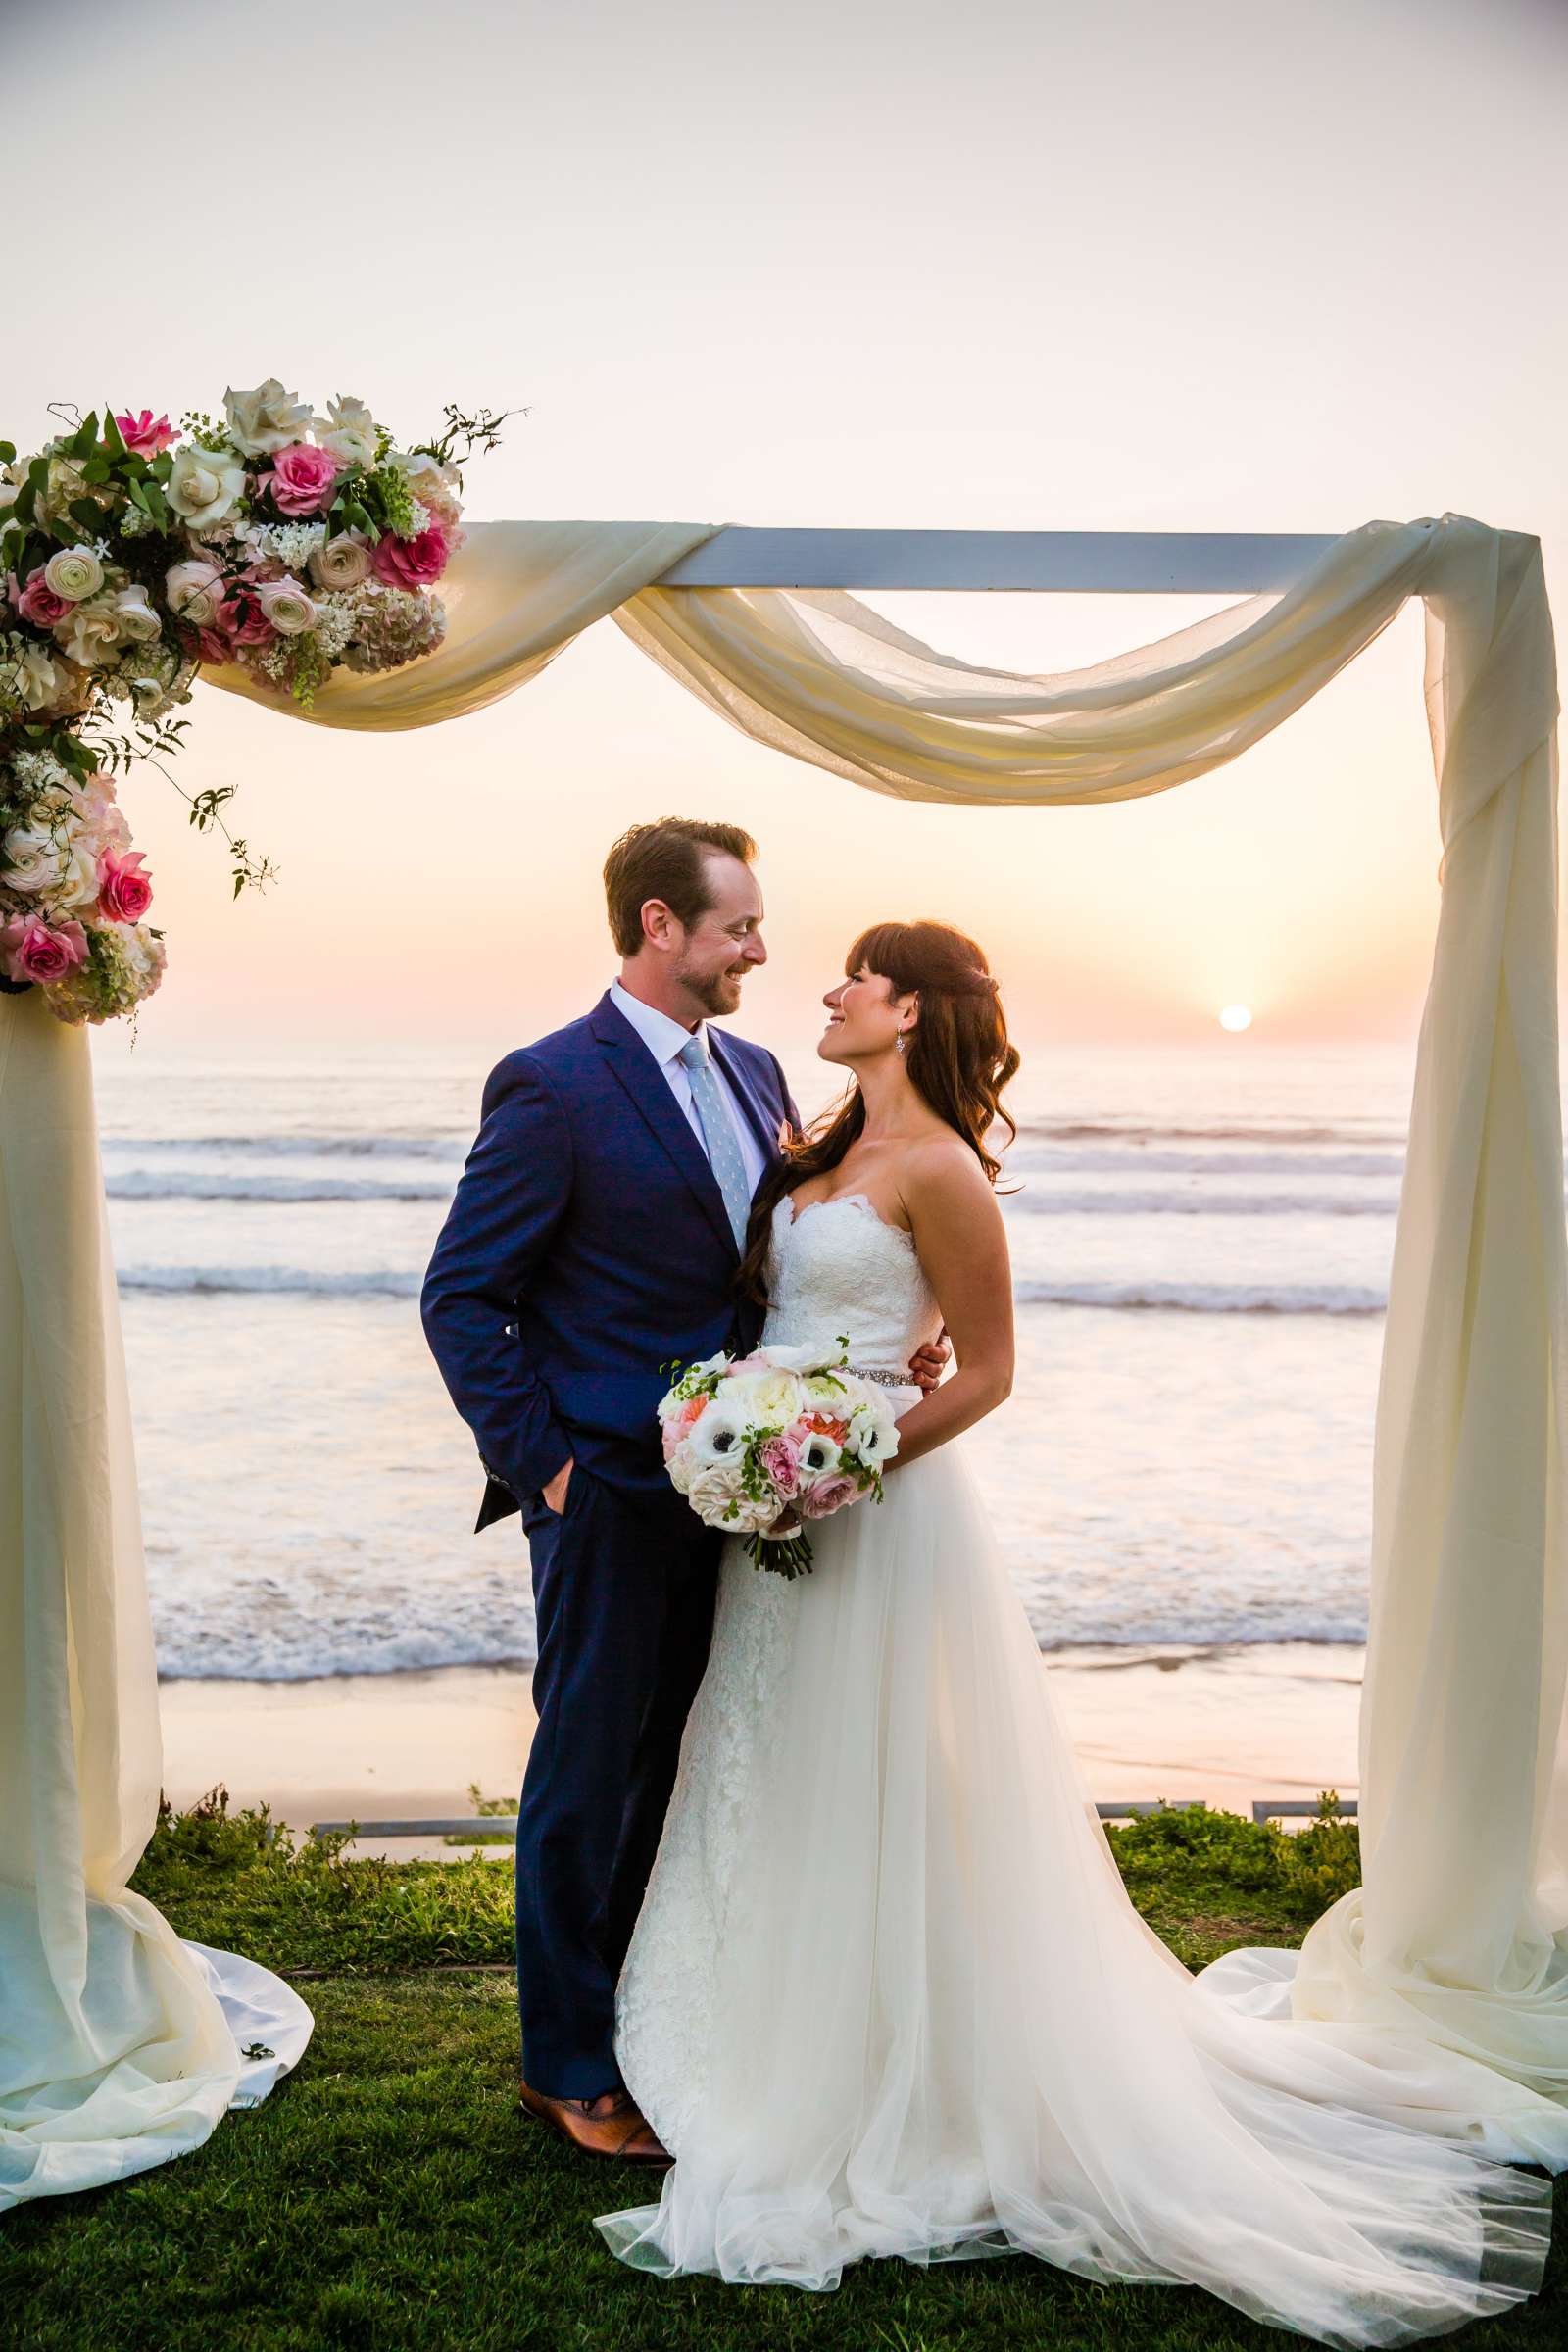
737, 918, 1021, 1306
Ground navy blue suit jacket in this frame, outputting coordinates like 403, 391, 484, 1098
420, 992, 801, 1533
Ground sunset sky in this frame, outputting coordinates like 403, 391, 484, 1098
12, 0, 1567, 1061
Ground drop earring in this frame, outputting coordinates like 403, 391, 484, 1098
895, 1031, 908, 1056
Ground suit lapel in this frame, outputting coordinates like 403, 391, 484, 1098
589, 994, 738, 1256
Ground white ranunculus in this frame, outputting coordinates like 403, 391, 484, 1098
309, 531, 371, 589
314, 395, 379, 467
43, 545, 105, 603
167, 443, 247, 528
53, 598, 123, 669
112, 584, 162, 643
255, 575, 318, 635
223, 378, 312, 457
165, 558, 226, 625
1, 823, 65, 893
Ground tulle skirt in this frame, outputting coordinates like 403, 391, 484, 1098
597, 1443, 1562, 2344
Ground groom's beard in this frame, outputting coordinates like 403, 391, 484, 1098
677, 961, 747, 1019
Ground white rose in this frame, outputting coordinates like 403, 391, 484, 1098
745, 1367, 808, 1425
113, 584, 162, 643
684, 1464, 775, 1534
314, 396, 380, 467
255, 575, 318, 636
165, 558, 226, 625
4, 638, 61, 710
167, 443, 247, 528
309, 532, 371, 589
43, 545, 105, 603
53, 598, 123, 669
55, 832, 102, 910
392, 448, 463, 526
223, 378, 312, 457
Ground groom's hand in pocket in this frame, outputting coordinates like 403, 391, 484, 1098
542, 1458, 574, 1514
907, 1329, 951, 1394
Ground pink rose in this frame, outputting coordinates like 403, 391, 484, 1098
0, 912, 89, 985
115, 410, 176, 458
799, 1472, 861, 1522
256, 442, 345, 516
14, 568, 74, 627
372, 523, 449, 591
224, 584, 275, 647
97, 847, 153, 923
758, 1433, 804, 1500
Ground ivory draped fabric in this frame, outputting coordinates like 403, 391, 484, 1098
3, 507, 1562, 2218
0, 991, 311, 2212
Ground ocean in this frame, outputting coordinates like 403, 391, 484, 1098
95, 1034, 1421, 1686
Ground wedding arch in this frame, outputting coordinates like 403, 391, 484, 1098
4, 493, 1566, 2208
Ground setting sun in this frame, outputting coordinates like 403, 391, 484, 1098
1218, 1004, 1253, 1033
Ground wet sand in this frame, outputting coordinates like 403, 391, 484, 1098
158, 1642, 1364, 1859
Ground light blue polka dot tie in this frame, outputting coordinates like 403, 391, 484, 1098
678, 1035, 752, 1250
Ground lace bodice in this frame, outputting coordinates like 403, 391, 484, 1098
760, 1192, 942, 1377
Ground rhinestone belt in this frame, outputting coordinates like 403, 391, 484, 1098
849, 1365, 918, 1388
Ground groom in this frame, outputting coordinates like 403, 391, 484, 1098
423, 816, 950, 2167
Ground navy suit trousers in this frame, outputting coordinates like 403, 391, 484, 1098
515, 1466, 722, 2097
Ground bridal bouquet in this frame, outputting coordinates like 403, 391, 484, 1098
658, 1337, 902, 1578
0, 383, 506, 1023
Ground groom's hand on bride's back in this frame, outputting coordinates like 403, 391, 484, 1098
907, 1330, 951, 1394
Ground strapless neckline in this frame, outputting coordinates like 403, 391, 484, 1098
777, 1190, 916, 1252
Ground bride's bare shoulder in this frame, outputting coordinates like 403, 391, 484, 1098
897, 1131, 1000, 1219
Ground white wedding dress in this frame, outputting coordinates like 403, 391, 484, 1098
596, 1193, 1560, 2344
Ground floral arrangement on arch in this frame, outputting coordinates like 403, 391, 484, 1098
0, 381, 506, 1024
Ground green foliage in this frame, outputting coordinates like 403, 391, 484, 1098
1105, 1791, 1361, 1926
132, 1785, 515, 1977
443, 1781, 520, 1847
412, 401, 522, 484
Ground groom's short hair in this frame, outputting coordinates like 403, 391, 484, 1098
604, 818, 759, 956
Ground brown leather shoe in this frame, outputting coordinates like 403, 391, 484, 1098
517, 2078, 672, 2166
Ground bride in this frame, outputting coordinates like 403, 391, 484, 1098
594, 919, 1556, 2344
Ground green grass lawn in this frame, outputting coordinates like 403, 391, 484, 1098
3, 1790, 1562, 2352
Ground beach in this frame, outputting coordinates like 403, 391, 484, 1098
158, 1641, 1365, 1855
